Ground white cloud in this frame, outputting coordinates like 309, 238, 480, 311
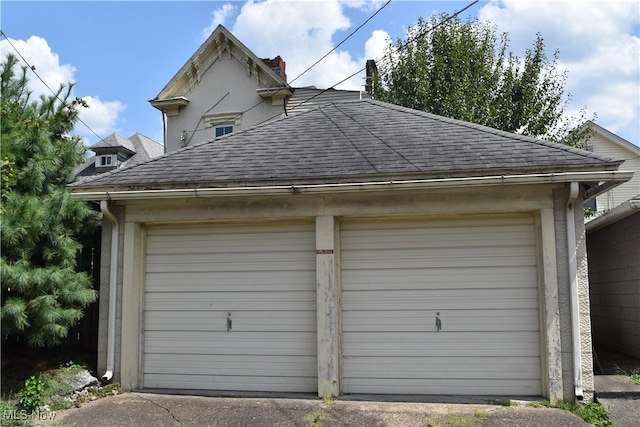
229, 0, 365, 90
0, 36, 75, 98
0, 36, 129, 143
78, 96, 127, 138
202, 3, 237, 41
364, 29, 391, 61
479, 0, 640, 144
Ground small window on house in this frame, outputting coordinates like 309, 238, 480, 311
97, 155, 115, 166
215, 125, 233, 138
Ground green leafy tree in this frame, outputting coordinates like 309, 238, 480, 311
372, 14, 591, 146
1, 53, 98, 347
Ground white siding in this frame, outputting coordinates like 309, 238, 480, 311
589, 133, 640, 210
341, 215, 542, 396
143, 221, 318, 392
286, 88, 361, 115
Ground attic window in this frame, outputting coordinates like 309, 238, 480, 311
215, 125, 233, 137
97, 154, 116, 167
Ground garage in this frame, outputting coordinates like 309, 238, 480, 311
341, 215, 542, 396
142, 221, 318, 392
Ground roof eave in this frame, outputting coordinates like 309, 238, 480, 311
586, 195, 640, 232
70, 170, 635, 202
149, 96, 190, 111
256, 86, 293, 99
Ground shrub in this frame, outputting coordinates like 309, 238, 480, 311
17, 374, 45, 412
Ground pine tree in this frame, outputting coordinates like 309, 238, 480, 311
1, 53, 99, 347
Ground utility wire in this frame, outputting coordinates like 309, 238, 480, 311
287, 0, 391, 86
248, 0, 481, 127
0, 29, 106, 144
279, 0, 481, 120
182, 0, 392, 142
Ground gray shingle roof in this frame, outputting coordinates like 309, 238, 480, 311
72, 100, 622, 190
75, 133, 163, 180
91, 133, 136, 154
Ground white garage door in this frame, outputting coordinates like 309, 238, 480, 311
143, 221, 317, 392
341, 215, 542, 396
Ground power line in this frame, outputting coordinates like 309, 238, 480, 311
277, 0, 481, 120
0, 29, 107, 145
181, 0, 393, 143
287, 0, 391, 87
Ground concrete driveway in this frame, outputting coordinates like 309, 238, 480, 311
34, 392, 593, 427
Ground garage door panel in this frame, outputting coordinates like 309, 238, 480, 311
343, 248, 536, 269
145, 355, 317, 377
147, 229, 314, 248
143, 221, 317, 393
343, 331, 540, 356
341, 266, 538, 290
344, 357, 541, 379
145, 271, 314, 291
342, 293, 539, 311
145, 311, 317, 332
341, 216, 542, 396
147, 254, 314, 273
343, 378, 542, 396
144, 373, 317, 392
342, 222, 533, 247
342, 309, 540, 332
145, 292, 316, 312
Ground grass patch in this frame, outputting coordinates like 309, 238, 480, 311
526, 400, 613, 427
615, 366, 640, 385
427, 412, 485, 427
1, 359, 123, 426
490, 399, 514, 407
305, 411, 331, 427
320, 395, 336, 406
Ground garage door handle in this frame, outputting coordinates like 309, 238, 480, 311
227, 313, 232, 331
435, 312, 442, 331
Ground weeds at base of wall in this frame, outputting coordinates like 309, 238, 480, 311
427, 412, 485, 427
527, 400, 614, 427
615, 366, 640, 385
1, 361, 123, 427
305, 411, 331, 427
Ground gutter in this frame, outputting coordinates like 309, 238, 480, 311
586, 196, 640, 233
566, 182, 583, 400
100, 200, 119, 382
71, 171, 634, 201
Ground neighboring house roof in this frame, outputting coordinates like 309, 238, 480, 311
586, 194, 640, 232
91, 133, 136, 154
580, 121, 640, 210
75, 132, 163, 180
582, 120, 640, 157
286, 87, 365, 116
151, 25, 288, 105
71, 100, 623, 190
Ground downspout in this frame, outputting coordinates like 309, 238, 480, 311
566, 182, 583, 400
100, 200, 118, 381
161, 111, 167, 154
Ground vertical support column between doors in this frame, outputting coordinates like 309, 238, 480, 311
315, 216, 341, 397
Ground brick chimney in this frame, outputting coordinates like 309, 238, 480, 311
365, 59, 378, 96
262, 56, 287, 82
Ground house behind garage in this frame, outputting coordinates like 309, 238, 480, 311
70, 99, 633, 403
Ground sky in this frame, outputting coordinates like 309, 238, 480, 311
1, 0, 639, 148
